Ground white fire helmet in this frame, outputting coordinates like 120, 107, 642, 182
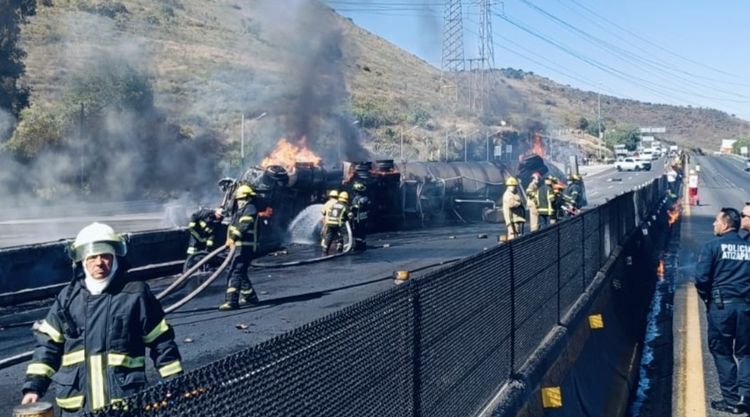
71, 222, 127, 262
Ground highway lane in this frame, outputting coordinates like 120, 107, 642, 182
0, 162, 667, 413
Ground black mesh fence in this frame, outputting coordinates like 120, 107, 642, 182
89, 178, 666, 417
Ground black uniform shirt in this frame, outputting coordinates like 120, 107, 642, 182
695, 230, 750, 302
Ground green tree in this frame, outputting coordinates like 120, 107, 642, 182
604, 124, 640, 151
0, 0, 36, 119
732, 136, 750, 154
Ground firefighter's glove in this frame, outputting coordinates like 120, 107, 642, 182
225, 238, 235, 248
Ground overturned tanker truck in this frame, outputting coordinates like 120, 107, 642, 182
227, 154, 564, 246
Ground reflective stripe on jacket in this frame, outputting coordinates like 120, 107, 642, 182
228, 202, 259, 252
324, 202, 349, 226
23, 265, 182, 413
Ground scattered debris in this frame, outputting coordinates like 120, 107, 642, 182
448, 235, 457, 239
477, 234, 488, 239
183, 338, 194, 344
260, 290, 268, 295
382, 243, 391, 248
393, 270, 410, 285
235, 323, 249, 330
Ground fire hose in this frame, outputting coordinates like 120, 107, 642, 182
0, 247, 237, 370
156, 245, 227, 300
252, 221, 354, 268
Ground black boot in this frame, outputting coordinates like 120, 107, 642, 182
710, 399, 744, 414
239, 289, 260, 306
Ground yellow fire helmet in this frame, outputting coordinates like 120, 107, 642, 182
234, 184, 256, 200
328, 190, 339, 198
505, 176, 519, 186
71, 222, 127, 262
338, 191, 349, 203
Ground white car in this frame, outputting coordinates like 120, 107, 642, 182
615, 157, 651, 171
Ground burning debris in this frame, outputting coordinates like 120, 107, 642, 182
667, 202, 682, 226
260, 138, 322, 171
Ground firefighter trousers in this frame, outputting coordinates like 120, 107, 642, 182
225, 249, 255, 303
323, 225, 344, 255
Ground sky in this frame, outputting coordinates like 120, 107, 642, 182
326, 0, 750, 121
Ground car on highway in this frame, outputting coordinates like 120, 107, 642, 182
615, 157, 651, 171
745, 158, 750, 172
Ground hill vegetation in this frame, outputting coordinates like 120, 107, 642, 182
1, 0, 749, 202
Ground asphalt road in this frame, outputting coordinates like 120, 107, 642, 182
0, 159, 667, 414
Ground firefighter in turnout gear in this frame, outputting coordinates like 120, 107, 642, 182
526, 172, 541, 232
21, 223, 182, 415
186, 208, 223, 256
502, 176, 526, 240
320, 190, 339, 248
695, 208, 750, 414
565, 173, 586, 211
551, 182, 567, 223
322, 191, 351, 255
350, 182, 371, 251
219, 184, 261, 311
537, 176, 554, 228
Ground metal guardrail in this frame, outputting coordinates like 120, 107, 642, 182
85, 177, 667, 417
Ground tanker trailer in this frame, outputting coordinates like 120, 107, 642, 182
398, 161, 506, 225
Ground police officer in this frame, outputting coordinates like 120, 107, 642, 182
220, 184, 261, 311
21, 223, 182, 415
349, 182, 370, 251
186, 208, 223, 256
322, 191, 350, 255
695, 208, 750, 414
502, 176, 526, 240
526, 172, 541, 232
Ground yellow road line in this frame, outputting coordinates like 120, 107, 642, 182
684, 286, 706, 417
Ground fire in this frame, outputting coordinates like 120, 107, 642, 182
667, 202, 681, 226
260, 137, 321, 171
657, 259, 665, 280
531, 133, 545, 157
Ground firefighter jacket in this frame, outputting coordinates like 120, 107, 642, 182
537, 184, 552, 216
565, 182, 585, 209
324, 201, 350, 227
526, 181, 539, 207
350, 194, 370, 223
695, 230, 750, 303
187, 209, 219, 249
321, 198, 338, 216
228, 201, 259, 254
23, 264, 182, 413
502, 188, 526, 224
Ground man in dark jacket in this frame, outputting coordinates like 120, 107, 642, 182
220, 184, 264, 311
186, 208, 223, 256
695, 208, 750, 414
21, 223, 182, 415
349, 182, 370, 251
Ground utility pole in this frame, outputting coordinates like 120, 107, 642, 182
240, 113, 245, 161
597, 91, 602, 162
79, 103, 84, 191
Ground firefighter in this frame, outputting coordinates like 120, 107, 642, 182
219, 184, 262, 311
350, 182, 371, 251
186, 208, 223, 256
695, 208, 750, 413
320, 190, 339, 249
565, 173, 586, 211
525, 172, 541, 232
688, 169, 699, 206
21, 223, 182, 414
502, 176, 526, 240
322, 191, 351, 255
551, 182, 567, 223
537, 176, 554, 228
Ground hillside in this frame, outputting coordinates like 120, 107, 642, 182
7, 0, 750, 199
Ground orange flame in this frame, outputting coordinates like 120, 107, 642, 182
531, 133, 544, 157
657, 259, 665, 279
260, 137, 322, 171
667, 202, 682, 226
